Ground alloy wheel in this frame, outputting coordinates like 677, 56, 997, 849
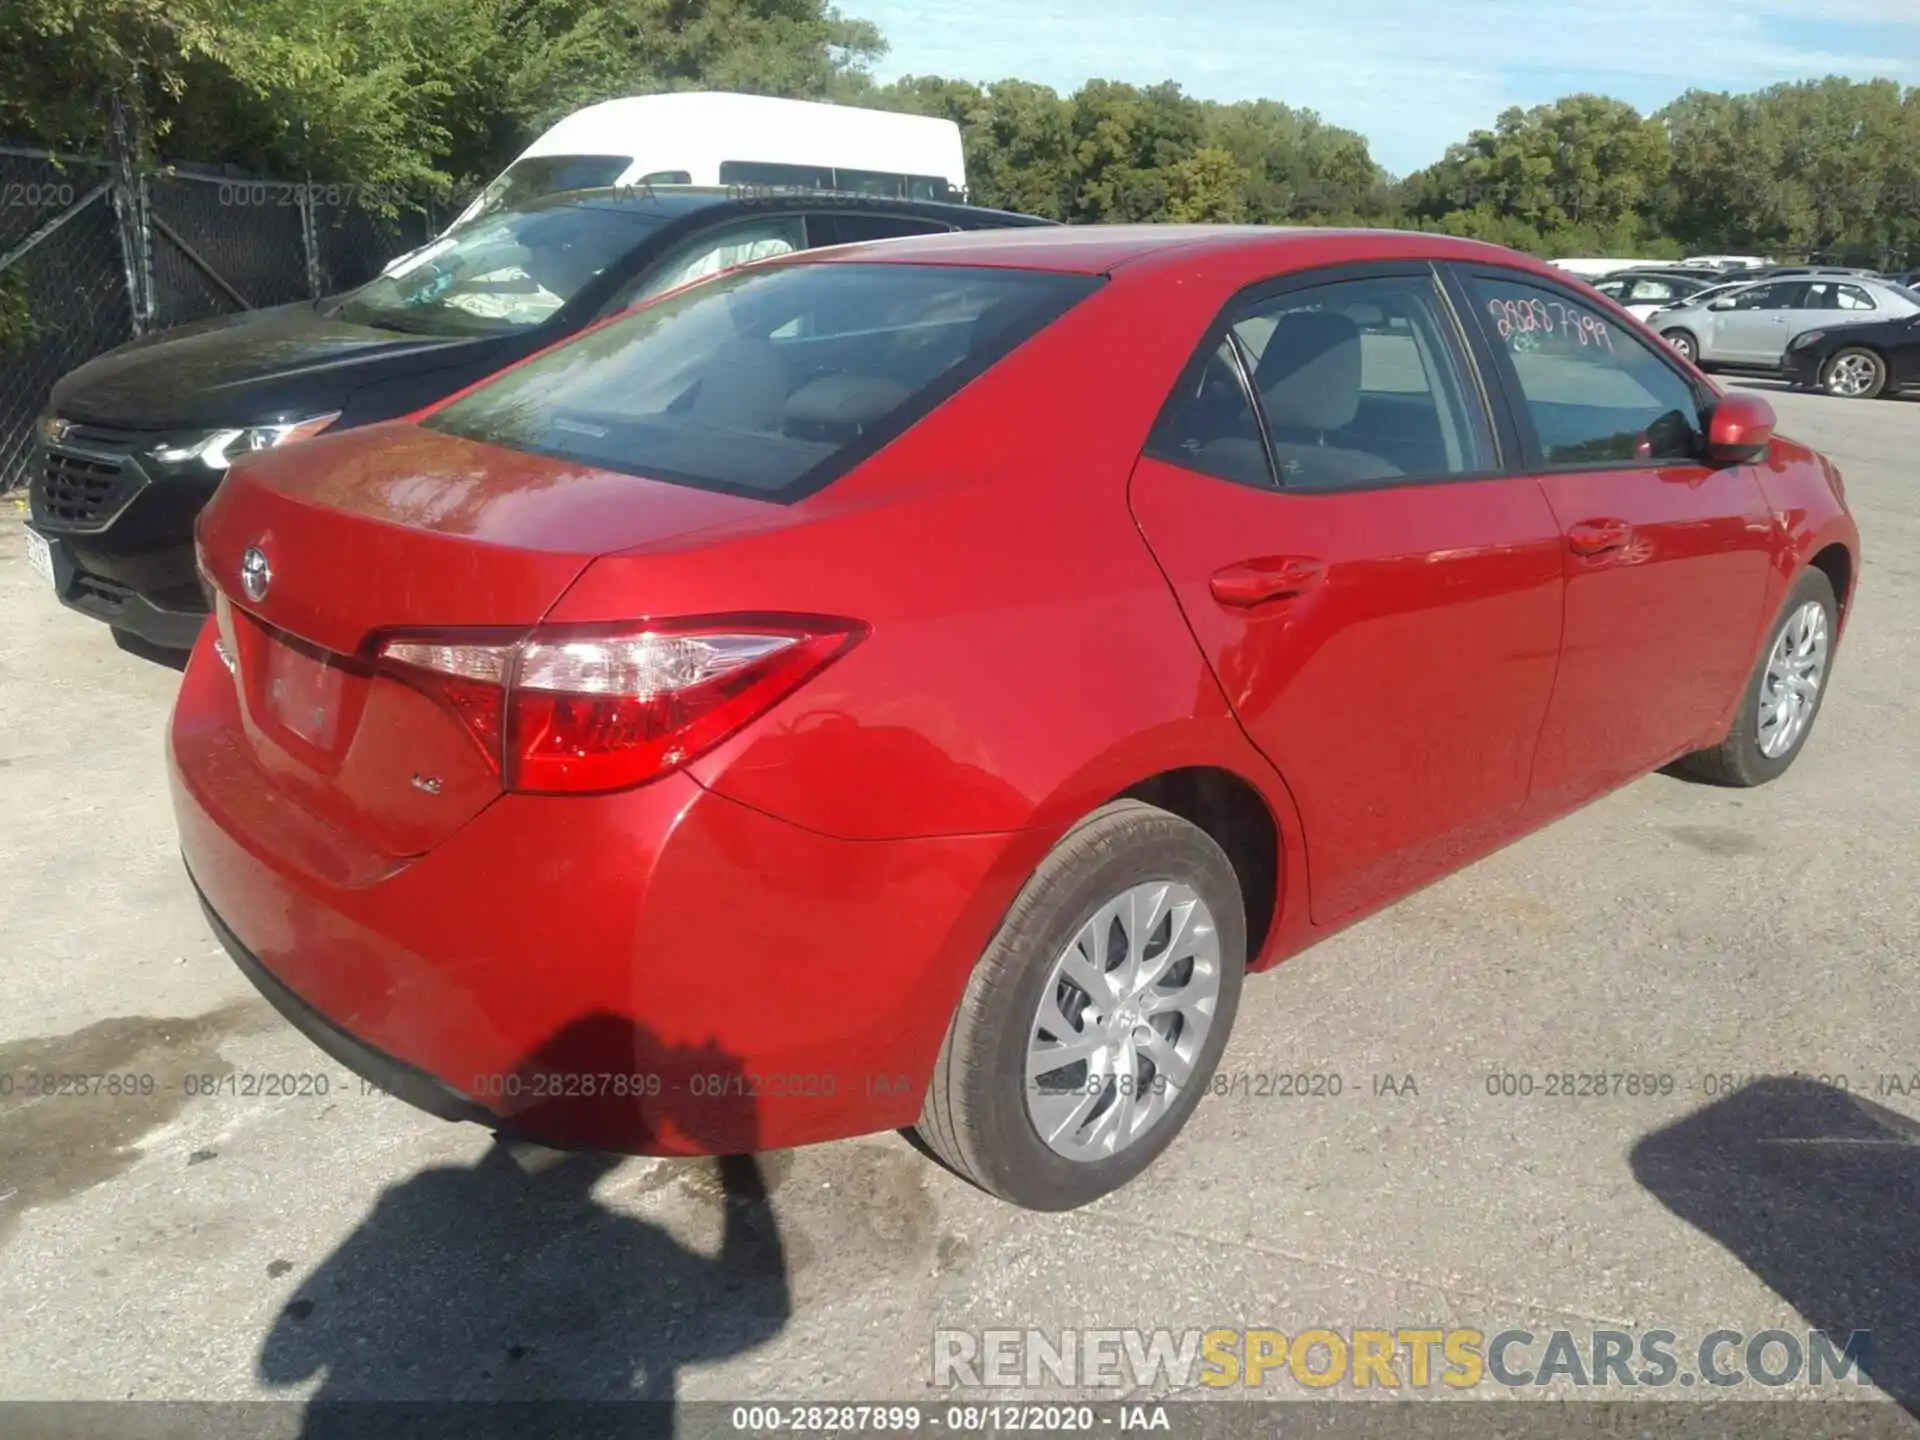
1758, 600, 1829, 760
1025, 880, 1222, 1161
1824, 352, 1881, 398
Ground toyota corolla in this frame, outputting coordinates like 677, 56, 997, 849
170, 226, 1859, 1210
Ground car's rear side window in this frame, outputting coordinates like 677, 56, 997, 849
425, 262, 1101, 501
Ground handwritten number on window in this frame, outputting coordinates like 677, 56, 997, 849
1487, 295, 1613, 352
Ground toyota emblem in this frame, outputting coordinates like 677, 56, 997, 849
240, 545, 272, 602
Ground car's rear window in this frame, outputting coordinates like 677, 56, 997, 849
424, 262, 1101, 501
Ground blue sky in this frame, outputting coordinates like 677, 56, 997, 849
852, 0, 1918, 176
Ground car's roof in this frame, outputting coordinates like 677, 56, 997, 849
796, 224, 1563, 276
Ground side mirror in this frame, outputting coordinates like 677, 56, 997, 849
1708, 298, 1737, 311
1705, 392, 1776, 464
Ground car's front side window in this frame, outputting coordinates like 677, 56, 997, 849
1729, 284, 1784, 311
1465, 273, 1704, 468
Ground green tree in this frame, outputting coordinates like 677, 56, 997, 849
1402, 94, 1672, 256
1164, 146, 1250, 223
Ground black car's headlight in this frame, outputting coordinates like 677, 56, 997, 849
150, 413, 340, 469
1788, 330, 1827, 351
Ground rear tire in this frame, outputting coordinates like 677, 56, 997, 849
915, 800, 1245, 1211
1674, 568, 1837, 788
1820, 347, 1888, 400
1662, 329, 1698, 364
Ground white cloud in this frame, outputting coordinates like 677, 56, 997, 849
857, 0, 1914, 174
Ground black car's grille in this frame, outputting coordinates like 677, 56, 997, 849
36, 422, 147, 530
41, 451, 125, 526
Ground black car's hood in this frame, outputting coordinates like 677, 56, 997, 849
48, 302, 509, 429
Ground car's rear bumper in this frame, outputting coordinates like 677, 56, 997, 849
192, 878, 498, 1127
169, 626, 1028, 1155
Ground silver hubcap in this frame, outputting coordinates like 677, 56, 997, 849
1668, 334, 1694, 359
1026, 880, 1222, 1161
1758, 600, 1829, 759
1826, 353, 1879, 397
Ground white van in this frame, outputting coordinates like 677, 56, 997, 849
450, 92, 968, 230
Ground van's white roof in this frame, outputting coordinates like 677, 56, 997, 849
522, 92, 965, 179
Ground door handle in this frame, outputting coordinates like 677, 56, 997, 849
1567, 519, 1632, 556
1209, 556, 1325, 608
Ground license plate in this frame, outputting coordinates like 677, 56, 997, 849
24, 528, 54, 589
265, 639, 346, 748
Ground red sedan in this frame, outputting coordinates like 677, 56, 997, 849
171, 226, 1858, 1210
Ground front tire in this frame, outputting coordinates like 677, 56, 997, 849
1662, 329, 1698, 364
1820, 347, 1888, 399
1674, 568, 1837, 787
915, 800, 1245, 1211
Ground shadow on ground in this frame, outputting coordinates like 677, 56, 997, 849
258, 1014, 793, 1438
1631, 1077, 1920, 1415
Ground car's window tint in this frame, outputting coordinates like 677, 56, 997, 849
1146, 341, 1272, 489
428, 262, 1101, 502
1467, 274, 1703, 467
1225, 275, 1491, 489
826, 214, 954, 244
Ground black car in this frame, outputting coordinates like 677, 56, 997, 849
26, 187, 1051, 649
1781, 310, 1920, 399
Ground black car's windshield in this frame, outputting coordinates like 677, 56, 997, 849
425, 261, 1102, 501
334, 204, 666, 336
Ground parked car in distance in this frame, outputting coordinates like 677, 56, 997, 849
1549, 257, 1666, 278
1589, 270, 1717, 319
1782, 309, 1920, 398
1648, 278, 1752, 316
446, 92, 968, 233
1678, 254, 1773, 272
24, 188, 1049, 651
171, 225, 1857, 1211
1653, 275, 1920, 372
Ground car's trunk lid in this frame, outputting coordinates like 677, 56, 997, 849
195, 420, 777, 857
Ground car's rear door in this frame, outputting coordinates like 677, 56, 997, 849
1446, 264, 1774, 814
1127, 262, 1565, 926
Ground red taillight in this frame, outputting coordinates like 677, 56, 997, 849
375, 617, 864, 795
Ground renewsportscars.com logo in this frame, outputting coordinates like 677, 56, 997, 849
931, 1327, 1873, 1392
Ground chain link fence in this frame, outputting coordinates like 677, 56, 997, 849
0, 144, 438, 491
